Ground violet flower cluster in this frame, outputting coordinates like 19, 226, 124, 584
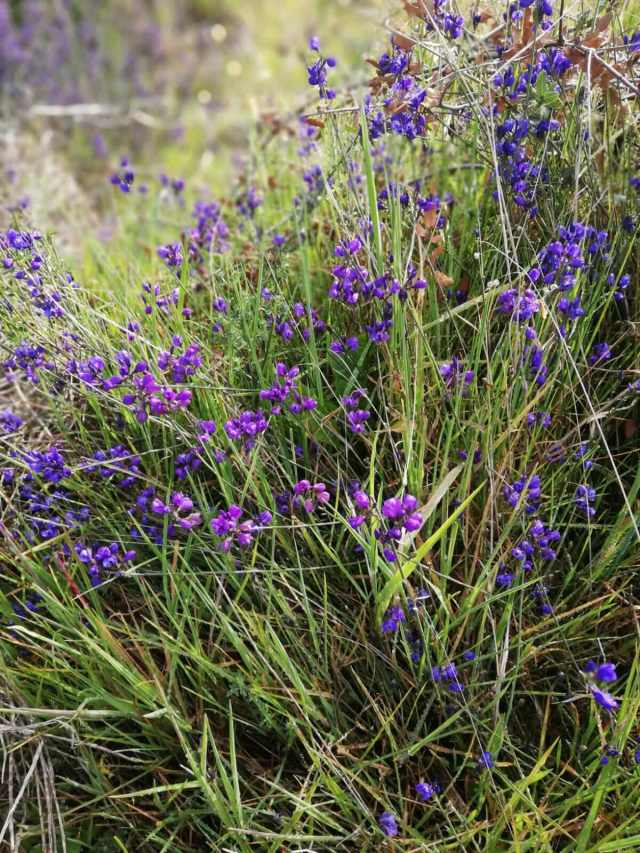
69, 340, 199, 423
307, 38, 337, 100
210, 504, 272, 552
341, 388, 370, 434
375, 494, 423, 562
129, 487, 202, 544
584, 659, 620, 713
75, 542, 136, 587
259, 363, 317, 415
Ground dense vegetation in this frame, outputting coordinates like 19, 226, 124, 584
2, 1, 640, 849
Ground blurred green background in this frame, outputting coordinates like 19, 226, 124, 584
1, 0, 386, 246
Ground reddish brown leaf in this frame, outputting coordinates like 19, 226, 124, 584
418, 208, 438, 230
392, 33, 414, 51
433, 270, 453, 287
477, 6, 495, 24
404, 0, 434, 19
521, 8, 534, 47
583, 31, 609, 48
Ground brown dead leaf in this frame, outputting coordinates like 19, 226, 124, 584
583, 30, 609, 49
477, 6, 496, 24
429, 233, 445, 262
386, 98, 410, 116
522, 8, 534, 48
500, 8, 556, 59
422, 207, 439, 229
392, 33, 415, 51
434, 270, 453, 288
404, 0, 434, 18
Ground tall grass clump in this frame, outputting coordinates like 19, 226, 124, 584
2, 2, 640, 850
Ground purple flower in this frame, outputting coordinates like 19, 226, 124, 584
382, 497, 404, 519
88, 445, 142, 488
22, 447, 71, 484
187, 200, 230, 261
596, 662, 618, 683
526, 344, 549, 386
224, 410, 269, 448
157, 338, 202, 383
376, 494, 422, 561
75, 541, 136, 587
210, 504, 270, 552
378, 811, 398, 837
527, 519, 561, 561
496, 288, 540, 322
504, 474, 541, 514
532, 223, 605, 290
591, 686, 619, 713
259, 363, 317, 415
236, 187, 263, 218
291, 480, 330, 513
3, 341, 53, 384
348, 487, 371, 528
151, 498, 171, 514
443, 13, 464, 39
432, 661, 464, 692
157, 242, 183, 269
0, 410, 23, 433
330, 336, 360, 354
558, 295, 585, 322
589, 343, 612, 364
480, 751, 494, 769
381, 604, 406, 634
439, 357, 474, 390
376, 47, 409, 77
110, 156, 135, 193
307, 47, 337, 100
365, 315, 393, 345
342, 388, 371, 434
122, 369, 193, 423
415, 782, 436, 801
575, 485, 596, 518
